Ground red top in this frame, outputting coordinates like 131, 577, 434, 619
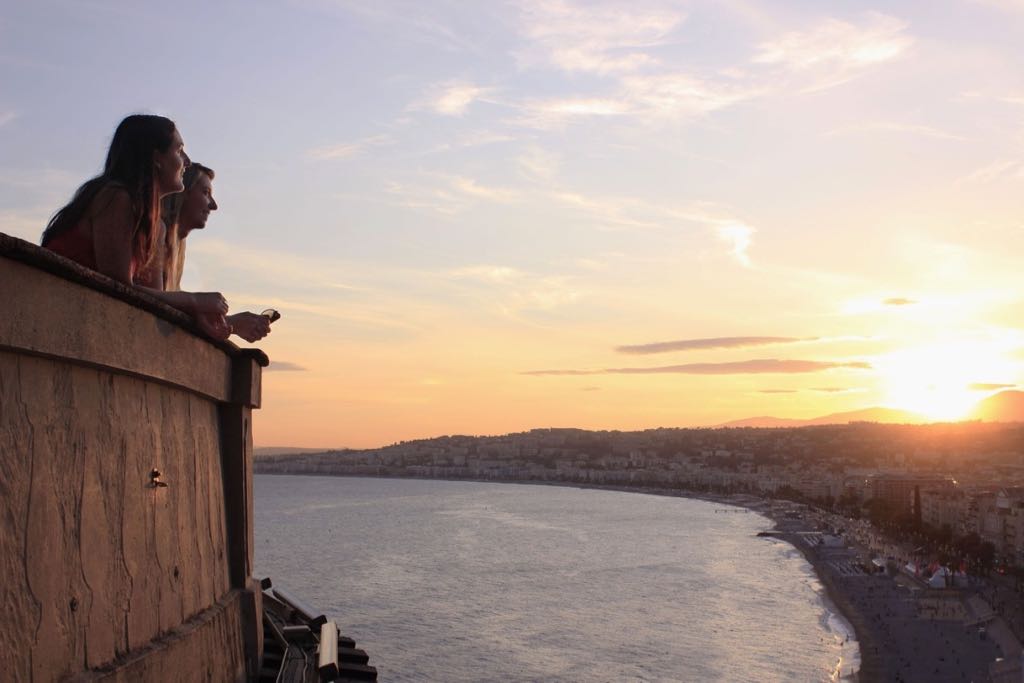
44, 221, 139, 282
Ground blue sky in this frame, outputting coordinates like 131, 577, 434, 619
3, 1, 1023, 446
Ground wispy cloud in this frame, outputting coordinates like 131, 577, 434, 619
266, 360, 308, 372
511, 97, 630, 129
435, 130, 516, 151
811, 386, 864, 393
827, 121, 967, 142
547, 190, 664, 230
968, 382, 1016, 391
524, 359, 871, 376
384, 179, 465, 215
841, 295, 937, 315
505, 1, 766, 129
620, 73, 765, 120
384, 174, 520, 214
516, 0, 685, 75
616, 336, 810, 354
958, 159, 1024, 185
506, 13, 909, 129
448, 265, 525, 284
306, 134, 393, 160
715, 222, 755, 266
420, 81, 493, 116
757, 385, 868, 395
546, 189, 760, 265
306, 0, 476, 52
971, 0, 1024, 13
511, 75, 763, 129
0, 111, 16, 128
758, 389, 797, 394
545, 189, 759, 268
517, 145, 561, 181
753, 12, 912, 91
450, 176, 519, 202
446, 264, 581, 313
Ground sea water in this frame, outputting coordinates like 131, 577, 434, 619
254, 475, 858, 682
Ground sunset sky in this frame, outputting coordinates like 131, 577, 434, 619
2, 1, 1023, 447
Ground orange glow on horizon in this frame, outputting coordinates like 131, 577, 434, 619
875, 341, 1017, 422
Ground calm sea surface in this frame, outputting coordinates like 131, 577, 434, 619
254, 475, 857, 682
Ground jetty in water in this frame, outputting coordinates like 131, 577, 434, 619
0, 233, 375, 682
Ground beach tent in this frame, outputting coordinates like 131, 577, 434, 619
929, 566, 952, 588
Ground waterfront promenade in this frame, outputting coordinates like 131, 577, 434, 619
742, 496, 1021, 682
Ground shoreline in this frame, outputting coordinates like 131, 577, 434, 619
255, 472, 1011, 682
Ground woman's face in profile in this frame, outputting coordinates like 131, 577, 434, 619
181, 173, 218, 233
154, 129, 189, 196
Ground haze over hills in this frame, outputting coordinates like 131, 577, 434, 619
255, 391, 1024, 451
715, 390, 1024, 428
713, 406, 928, 428
968, 390, 1024, 422
253, 446, 345, 457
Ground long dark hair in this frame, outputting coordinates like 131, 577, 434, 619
161, 162, 215, 290
41, 114, 178, 270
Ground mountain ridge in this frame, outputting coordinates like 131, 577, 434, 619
255, 391, 1024, 450
715, 390, 1024, 428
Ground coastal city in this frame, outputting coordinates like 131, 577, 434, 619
257, 420, 1024, 681
256, 422, 1024, 568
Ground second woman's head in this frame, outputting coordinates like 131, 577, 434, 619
105, 114, 190, 198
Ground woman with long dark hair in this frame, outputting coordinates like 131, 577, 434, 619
42, 115, 229, 338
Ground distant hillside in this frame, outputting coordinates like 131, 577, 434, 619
969, 390, 1024, 422
715, 406, 927, 428
253, 446, 337, 457
715, 392, 1024, 428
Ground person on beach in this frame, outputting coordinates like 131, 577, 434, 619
137, 162, 272, 343
41, 114, 231, 339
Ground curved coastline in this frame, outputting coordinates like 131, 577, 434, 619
511, 480, 999, 683
256, 474, 854, 680
256, 473, 868, 679
254, 471, 1012, 681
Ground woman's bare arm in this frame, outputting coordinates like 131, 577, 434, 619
137, 288, 229, 316
87, 186, 230, 338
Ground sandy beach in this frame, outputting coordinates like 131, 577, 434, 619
771, 518, 1003, 682
703, 498, 1022, 682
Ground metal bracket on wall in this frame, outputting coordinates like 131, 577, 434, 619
148, 468, 168, 488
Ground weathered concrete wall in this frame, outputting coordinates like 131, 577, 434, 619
0, 234, 266, 681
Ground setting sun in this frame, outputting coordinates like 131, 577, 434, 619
876, 341, 1016, 421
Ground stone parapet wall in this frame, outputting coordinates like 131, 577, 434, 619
0, 233, 266, 681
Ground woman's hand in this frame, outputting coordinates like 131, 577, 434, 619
196, 312, 231, 341
226, 312, 272, 343
189, 292, 229, 316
